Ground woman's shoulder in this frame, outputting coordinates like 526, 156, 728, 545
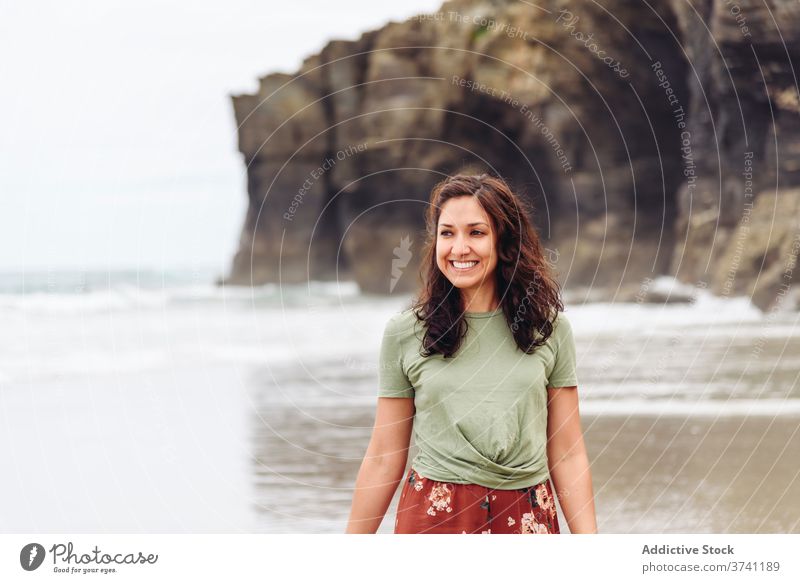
533, 310, 573, 344
548, 310, 575, 346
384, 307, 424, 333
552, 310, 572, 331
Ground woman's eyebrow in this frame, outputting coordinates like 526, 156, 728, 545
439, 222, 489, 227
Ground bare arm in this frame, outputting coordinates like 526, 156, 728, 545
345, 397, 415, 533
546, 385, 598, 534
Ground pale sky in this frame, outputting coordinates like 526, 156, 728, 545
0, 0, 444, 271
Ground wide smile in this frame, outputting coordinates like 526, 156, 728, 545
449, 259, 480, 272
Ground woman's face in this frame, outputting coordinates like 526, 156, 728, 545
435, 195, 498, 292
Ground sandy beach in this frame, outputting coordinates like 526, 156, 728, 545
252, 400, 800, 533
1, 288, 798, 534
576, 414, 800, 534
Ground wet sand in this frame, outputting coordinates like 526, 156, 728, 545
251, 399, 800, 533
577, 414, 800, 534
2, 364, 797, 534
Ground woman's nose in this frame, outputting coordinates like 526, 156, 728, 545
452, 236, 470, 255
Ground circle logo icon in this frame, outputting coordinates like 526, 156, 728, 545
20, 543, 46, 571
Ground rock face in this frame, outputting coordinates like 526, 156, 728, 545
223, 0, 800, 311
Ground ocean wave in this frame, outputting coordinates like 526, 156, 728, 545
0, 278, 362, 313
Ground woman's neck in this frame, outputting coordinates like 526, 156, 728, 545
460, 290, 499, 313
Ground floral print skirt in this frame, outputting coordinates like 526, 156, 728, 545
394, 467, 560, 534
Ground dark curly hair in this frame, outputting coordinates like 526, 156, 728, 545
410, 173, 564, 358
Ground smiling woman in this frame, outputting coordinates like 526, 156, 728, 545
418, 173, 565, 358
346, 173, 597, 535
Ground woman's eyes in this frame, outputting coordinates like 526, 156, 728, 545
439, 230, 485, 236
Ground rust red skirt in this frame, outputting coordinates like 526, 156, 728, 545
394, 467, 560, 534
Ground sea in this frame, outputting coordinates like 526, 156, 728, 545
1, 268, 798, 533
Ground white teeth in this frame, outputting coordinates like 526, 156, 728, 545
451, 260, 478, 269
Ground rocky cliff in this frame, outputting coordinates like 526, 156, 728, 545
222, 0, 800, 311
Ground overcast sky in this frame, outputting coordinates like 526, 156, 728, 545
0, 0, 444, 272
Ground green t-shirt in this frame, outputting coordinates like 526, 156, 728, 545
377, 306, 578, 489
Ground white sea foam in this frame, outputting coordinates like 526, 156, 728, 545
0, 279, 362, 314
0, 271, 796, 402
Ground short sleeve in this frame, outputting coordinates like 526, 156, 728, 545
546, 313, 579, 388
377, 314, 414, 398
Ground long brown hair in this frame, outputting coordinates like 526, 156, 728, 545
410, 173, 564, 358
